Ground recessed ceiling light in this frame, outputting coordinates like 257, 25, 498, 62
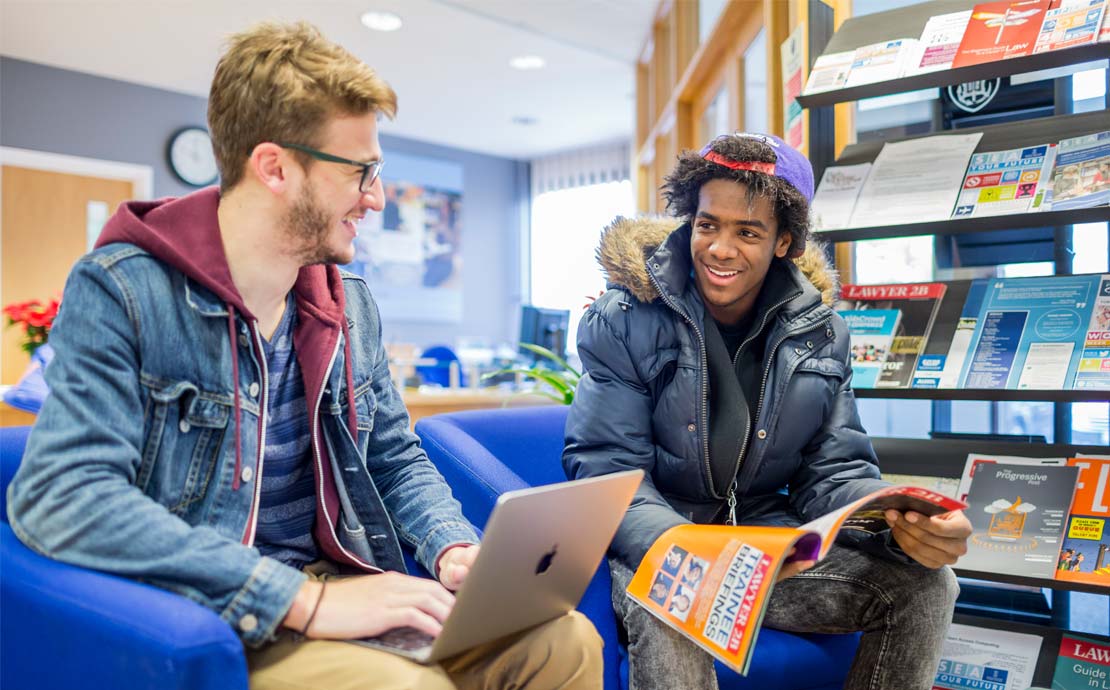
360, 11, 402, 32
509, 55, 545, 71
511, 116, 538, 126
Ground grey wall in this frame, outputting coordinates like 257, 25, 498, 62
0, 57, 526, 348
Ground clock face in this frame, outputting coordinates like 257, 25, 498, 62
168, 127, 219, 187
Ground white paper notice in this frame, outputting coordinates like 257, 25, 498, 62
843, 39, 918, 88
803, 51, 854, 94
1017, 341, 1075, 389
812, 163, 872, 230
909, 10, 973, 75
933, 623, 1042, 690
849, 133, 983, 227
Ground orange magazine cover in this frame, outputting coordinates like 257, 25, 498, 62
952, 0, 1052, 68
626, 485, 966, 674
1056, 455, 1110, 586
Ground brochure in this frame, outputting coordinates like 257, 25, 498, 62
837, 282, 948, 388
1055, 456, 1110, 585
912, 279, 990, 389
811, 163, 872, 230
843, 38, 919, 88
849, 132, 983, 227
626, 485, 966, 674
959, 462, 1079, 579
1074, 275, 1110, 390
802, 50, 854, 94
959, 274, 1106, 390
1032, 0, 1106, 53
1051, 131, 1110, 211
838, 308, 902, 388
1052, 633, 1110, 689
910, 10, 974, 74
934, 623, 1043, 690
956, 453, 1068, 504
780, 23, 806, 150
953, 0, 1053, 68
952, 144, 1057, 218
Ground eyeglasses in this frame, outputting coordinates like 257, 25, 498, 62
277, 142, 384, 193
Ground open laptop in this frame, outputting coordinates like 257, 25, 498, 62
350, 469, 643, 663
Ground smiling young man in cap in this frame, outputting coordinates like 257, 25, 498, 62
564, 132, 971, 690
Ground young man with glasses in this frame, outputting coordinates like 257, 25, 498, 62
8, 21, 601, 689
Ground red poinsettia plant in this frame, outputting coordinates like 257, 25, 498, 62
4, 298, 60, 354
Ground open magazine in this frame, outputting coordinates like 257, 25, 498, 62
625, 485, 967, 674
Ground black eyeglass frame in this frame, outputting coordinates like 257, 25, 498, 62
277, 142, 384, 193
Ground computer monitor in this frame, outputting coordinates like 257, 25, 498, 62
519, 306, 570, 362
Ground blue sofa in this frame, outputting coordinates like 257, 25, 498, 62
415, 405, 859, 690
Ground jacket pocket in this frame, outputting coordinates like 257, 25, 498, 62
139, 380, 231, 514
325, 378, 377, 449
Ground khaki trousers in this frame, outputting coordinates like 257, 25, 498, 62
247, 566, 604, 690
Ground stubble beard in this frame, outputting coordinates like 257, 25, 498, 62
281, 179, 341, 267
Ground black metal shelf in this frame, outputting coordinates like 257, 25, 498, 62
796, 0, 1110, 108
856, 388, 1110, 402
815, 206, 1110, 242
955, 569, 1109, 595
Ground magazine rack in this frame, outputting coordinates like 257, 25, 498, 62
798, 0, 1109, 683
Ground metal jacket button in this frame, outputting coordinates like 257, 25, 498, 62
806, 340, 814, 349
239, 334, 249, 348
687, 423, 696, 432
240, 466, 254, 483
178, 420, 190, 433
756, 429, 767, 440
239, 614, 258, 632
248, 382, 260, 398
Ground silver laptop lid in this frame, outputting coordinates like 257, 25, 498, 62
428, 469, 643, 661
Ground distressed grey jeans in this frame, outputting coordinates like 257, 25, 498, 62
609, 544, 959, 690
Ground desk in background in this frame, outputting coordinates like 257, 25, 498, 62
401, 388, 556, 429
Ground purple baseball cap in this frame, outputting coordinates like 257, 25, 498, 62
698, 132, 814, 257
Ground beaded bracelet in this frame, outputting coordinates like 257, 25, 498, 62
299, 579, 327, 637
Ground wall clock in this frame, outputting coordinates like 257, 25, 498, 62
167, 126, 219, 187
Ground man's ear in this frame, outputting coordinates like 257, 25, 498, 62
247, 142, 291, 194
774, 230, 792, 259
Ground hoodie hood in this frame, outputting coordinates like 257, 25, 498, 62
595, 215, 839, 306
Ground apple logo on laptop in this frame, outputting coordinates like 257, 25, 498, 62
535, 544, 558, 575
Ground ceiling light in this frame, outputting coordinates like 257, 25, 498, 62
360, 11, 402, 32
512, 116, 538, 126
509, 56, 545, 71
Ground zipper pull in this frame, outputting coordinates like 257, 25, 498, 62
726, 482, 738, 526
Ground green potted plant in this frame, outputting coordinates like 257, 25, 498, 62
482, 343, 581, 405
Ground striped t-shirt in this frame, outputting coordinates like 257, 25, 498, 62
254, 294, 319, 568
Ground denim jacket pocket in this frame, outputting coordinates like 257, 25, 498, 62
325, 379, 377, 449
139, 380, 231, 515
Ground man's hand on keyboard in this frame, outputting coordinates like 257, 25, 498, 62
286, 572, 455, 640
437, 544, 480, 591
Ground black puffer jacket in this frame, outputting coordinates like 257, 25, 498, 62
563, 217, 892, 569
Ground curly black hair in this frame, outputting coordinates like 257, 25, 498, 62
661, 135, 810, 256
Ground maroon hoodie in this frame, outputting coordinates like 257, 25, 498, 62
96, 187, 378, 573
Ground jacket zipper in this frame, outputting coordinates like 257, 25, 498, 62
242, 321, 270, 546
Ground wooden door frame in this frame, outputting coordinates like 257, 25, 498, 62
0, 147, 153, 200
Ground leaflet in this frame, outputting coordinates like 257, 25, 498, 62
908, 10, 974, 74
838, 309, 901, 388
952, 144, 1056, 218
1032, 0, 1105, 53
953, 0, 1053, 68
959, 274, 1107, 390
1073, 274, 1110, 389
802, 50, 853, 94
934, 623, 1042, 690
912, 279, 990, 389
843, 39, 918, 88
1050, 130, 1110, 211
811, 163, 871, 230
849, 133, 983, 226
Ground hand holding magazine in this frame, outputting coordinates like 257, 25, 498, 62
625, 485, 967, 675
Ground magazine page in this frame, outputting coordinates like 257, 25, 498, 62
1073, 274, 1110, 390
811, 163, 872, 231
883, 472, 961, 498
1051, 131, 1110, 211
952, 0, 1053, 68
849, 133, 982, 227
1056, 456, 1110, 585
626, 525, 805, 674
1032, 0, 1105, 53
934, 623, 1043, 690
958, 275, 1103, 390
952, 144, 1055, 218
837, 282, 948, 388
839, 309, 902, 388
908, 10, 974, 75
1052, 633, 1110, 689
912, 280, 990, 389
803, 50, 853, 94
843, 39, 918, 88
957, 453, 1068, 503
959, 463, 1080, 578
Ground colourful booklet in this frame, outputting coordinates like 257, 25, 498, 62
838, 308, 902, 388
838, 283, 947, 388
1050, 130, 1110, 211
910, 10, 974, 74
1056, 455, 1110, 585
626, 486, 966, 674
1032, 0, 1105, 53
952, 0, 1053, 68
1052, 633, 1110, 688
1073, 275, 1110, 390
911, 279, 990, 389
952, 144, 1057, 218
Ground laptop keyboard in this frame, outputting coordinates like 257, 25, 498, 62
362, 626, 436, 653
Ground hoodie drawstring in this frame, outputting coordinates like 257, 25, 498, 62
228, 305, 244, 491
341, 320, 358, 439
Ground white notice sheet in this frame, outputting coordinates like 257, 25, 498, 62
812, 163, 872, 230
933, 623, 1042, 690
849, 133, 983, 227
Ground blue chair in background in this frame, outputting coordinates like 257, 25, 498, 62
416, 344, 466, 388
415, 405, 860, 690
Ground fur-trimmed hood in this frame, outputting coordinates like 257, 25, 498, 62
595, 215, 838, 306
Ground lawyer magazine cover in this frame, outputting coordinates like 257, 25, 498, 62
1052, 633, 1110, 690
959, 463, 1080, 579
626, 486, 966, 674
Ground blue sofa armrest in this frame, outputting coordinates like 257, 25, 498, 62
1, 523, 247, 690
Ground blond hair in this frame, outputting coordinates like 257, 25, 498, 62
208, 21, 397, 191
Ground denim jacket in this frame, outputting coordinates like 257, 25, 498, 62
6, 189, 479, 646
